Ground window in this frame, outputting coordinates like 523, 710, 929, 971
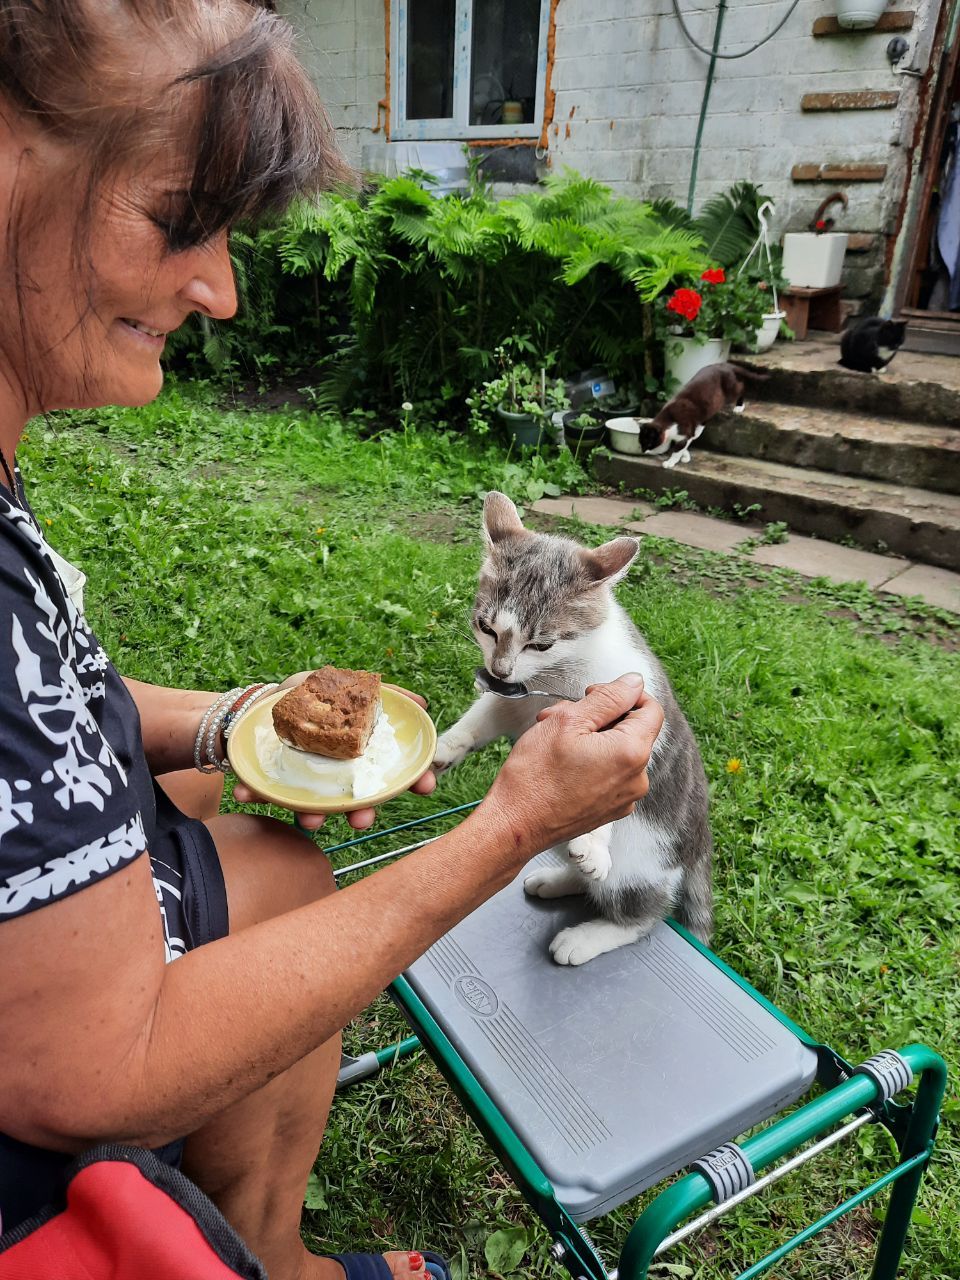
392, 0, 549, 141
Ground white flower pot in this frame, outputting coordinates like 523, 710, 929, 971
782, 233, 848, 289
665, 337, 732, 387
836, 0, 888, 28
752, 310, 786, 352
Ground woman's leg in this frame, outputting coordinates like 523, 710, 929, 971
154, 768, 224, 821
179, 812, 431, 1280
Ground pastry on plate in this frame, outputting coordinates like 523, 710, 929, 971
271, 665, 382, 759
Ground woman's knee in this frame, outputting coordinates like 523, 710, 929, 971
206, 812, 335, 933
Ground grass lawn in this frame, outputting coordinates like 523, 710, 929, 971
22, 382, 959, 1279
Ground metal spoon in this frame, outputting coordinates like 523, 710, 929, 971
473, 668, 634, 731
473, 667, 578, 700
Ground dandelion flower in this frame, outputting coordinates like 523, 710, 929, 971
44, 518, 53, 526
401, 401, 413, 412
726, 758, 742, 773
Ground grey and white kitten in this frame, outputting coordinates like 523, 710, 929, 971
434, 492, 713, 966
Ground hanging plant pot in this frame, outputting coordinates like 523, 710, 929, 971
665, 337, 732, 387
836, 0, 887, 28
751, 310, 786, 352
782, 233, 848, 288
497, 404, 545, 447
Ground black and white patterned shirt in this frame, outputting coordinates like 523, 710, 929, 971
0, 481, 156, 923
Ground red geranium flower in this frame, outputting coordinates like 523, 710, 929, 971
701, 267, 726, 284
666, 288, 702, 322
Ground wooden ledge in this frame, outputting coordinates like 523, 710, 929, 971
813, 11, 914, 34
792, 162, 887, 182
802, 91, 900, 111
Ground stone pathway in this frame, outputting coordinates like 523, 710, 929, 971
531, 496, 960, 614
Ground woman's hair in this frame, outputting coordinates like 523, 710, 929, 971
0, 0, 351, 249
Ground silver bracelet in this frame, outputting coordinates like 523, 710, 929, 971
204, 701, 235, 773
194, 688, 243, 774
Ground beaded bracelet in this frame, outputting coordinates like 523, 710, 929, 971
193, 687, 243, 775
222, 682, 280, 743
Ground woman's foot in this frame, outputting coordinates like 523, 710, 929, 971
307, 1249, 441, 1280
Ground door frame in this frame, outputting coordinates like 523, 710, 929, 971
885, 0, 960, 327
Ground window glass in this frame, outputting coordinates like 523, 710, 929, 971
469, 0, 540, 126
406, 0, 456, 119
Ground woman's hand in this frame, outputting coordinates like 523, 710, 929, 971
230, 674, 437, 831
481, 673, 664, 861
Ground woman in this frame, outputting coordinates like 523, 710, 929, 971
0, 4, 664, 1278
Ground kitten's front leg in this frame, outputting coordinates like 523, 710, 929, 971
433, 692, 533, 772
566, 822, 613, 881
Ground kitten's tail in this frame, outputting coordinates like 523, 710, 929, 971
729, 363, 769, 382
675, 853, 714, 944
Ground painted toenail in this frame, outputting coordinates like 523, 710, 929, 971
408, 1253, 424, 1271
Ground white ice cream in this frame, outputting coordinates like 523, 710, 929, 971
256, 711, 403, 799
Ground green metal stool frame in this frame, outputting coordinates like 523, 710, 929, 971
327, 807, 946, 1280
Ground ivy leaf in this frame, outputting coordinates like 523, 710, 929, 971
483, 1227, 529, 1275
304, 1172, 327, 1210
376, 599, 414, 620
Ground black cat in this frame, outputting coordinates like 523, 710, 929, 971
839, 317, 907, 373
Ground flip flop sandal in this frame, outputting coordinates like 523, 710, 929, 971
323, 1251, 451, 1280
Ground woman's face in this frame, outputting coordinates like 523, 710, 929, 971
2, 140, 238, 416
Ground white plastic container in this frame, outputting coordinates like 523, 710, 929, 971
606, 417, 651, 455
665, 337, 732, 387
782, 233, 848, 289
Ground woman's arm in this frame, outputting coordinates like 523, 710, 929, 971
123, 677, 218, 775
0, 677, 661, 1151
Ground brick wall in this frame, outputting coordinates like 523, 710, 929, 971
278, 0, 387, 165
277, 0, 943, 307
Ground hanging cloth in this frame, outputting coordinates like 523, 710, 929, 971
937, 117, 960, 310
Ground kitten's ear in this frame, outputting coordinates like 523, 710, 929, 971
581, 536, 640, 587
483, 491, 526, 545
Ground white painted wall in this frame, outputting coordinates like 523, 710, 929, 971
277, 0, 943, 302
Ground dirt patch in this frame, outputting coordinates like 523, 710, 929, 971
223, 382, 316, 412
407, 510, 462, 543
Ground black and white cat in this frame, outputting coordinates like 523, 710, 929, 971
639, 362, 767, 468
433, 492, 713, 966
839, 317, 907, 373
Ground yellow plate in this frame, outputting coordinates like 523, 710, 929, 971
227, 687, 437, 814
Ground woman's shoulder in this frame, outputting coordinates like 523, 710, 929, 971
0, 491, 151, 924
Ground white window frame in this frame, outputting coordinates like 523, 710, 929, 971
391, 0, 549, 142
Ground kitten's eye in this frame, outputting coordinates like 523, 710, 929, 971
477, 620, 497, 639
525, 641, 555, 652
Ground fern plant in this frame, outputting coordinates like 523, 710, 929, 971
165, 169, 735, 408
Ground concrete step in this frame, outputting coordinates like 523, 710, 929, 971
701, 402, 960, 495
747, 338, 960, 427
593, 450, 960, 572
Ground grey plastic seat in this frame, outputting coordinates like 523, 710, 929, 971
404, 849, 818, 1221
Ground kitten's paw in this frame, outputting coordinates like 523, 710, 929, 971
432, 731, 473, 773
549, 920, 641, 966
567, 834, 612, 882
661, 452, 680, 470
733, 402, 745, 414
524, 866, 586, 899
